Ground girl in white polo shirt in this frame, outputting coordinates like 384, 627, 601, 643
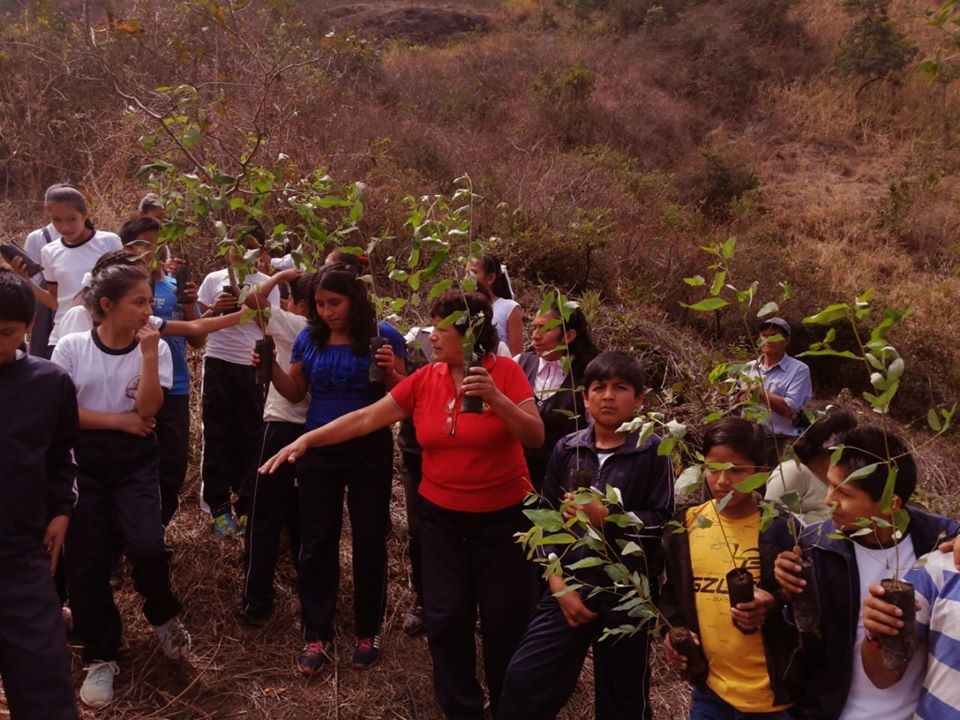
14, 185, 122, 352
51, 263, 189, 709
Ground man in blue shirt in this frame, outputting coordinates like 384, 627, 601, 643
744, 317, 812, 437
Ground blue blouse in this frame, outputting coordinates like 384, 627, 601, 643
292, 321, 407, 430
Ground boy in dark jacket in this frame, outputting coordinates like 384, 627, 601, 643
0, 269, 79, 720
497, 351, 674, 720
774, 425, 959, 720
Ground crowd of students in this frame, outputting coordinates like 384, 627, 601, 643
1, 184, 959, 720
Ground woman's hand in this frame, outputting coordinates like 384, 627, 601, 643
137, 322, 161, 355
7, 255, 31, 278
663, 629, 700, 672
731, 586, 776, 632
461, 365, 501, 403
260, 436, 309, 475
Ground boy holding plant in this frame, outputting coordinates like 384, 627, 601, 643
497, 351, 674, 720
774, 425, 959, 720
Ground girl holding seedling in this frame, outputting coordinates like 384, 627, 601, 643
50, 263, 189, 709
661, 416, 800, 719
467, 253, 523, 355
262, 262, 406, 675
514, 304, 599, 491
261, 289, 542, 718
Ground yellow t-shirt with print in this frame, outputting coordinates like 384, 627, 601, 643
686, 501, 789, 713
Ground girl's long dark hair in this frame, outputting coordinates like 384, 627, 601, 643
701, 416, 767, 468
45, 183, 95, 231
306, 262, 376, 355
547, 306, 599, 380
477, 253, 512, 300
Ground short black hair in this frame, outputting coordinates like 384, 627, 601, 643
290, 273, 313, 304
832, 425, 916, 503
582, 351, 644, 395
792, 407, 857, 465
702, 416, 767, 468
429, 289, 499, 357
0, 268, 36, 324
119, 216, 161, 246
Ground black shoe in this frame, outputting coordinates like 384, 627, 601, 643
298, 640, 329, 677
352, 635, 381, 669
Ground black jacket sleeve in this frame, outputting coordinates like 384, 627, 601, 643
47, 373, 79, 520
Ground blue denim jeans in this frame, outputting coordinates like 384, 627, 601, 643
690, 685, 795, 720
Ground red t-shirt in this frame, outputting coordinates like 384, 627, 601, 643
390, 354, 535, 513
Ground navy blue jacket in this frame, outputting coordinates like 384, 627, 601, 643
769, 507, 960, 720
540, 426, 674, 598
0, 353, 78, 555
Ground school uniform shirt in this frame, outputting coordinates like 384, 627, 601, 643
41, 230, 123, 345
907, 551, 960, 719
197, 268, 279, 366
293, 321, 406, 430
263, 308, 309, 424
389, 353, 534, 513
51, 329, 173, 413
24, 223, 60, 283
685, 501, 789, 714
152, 275, 191, 396
763, 458, 830, 525
491, 297, 520, 348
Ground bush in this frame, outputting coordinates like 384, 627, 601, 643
533, 61, 596, 145
835, 0, 917, 95
684, 152, 761, 221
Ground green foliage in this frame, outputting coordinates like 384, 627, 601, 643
688, 152, 761, 221
835, 0, 917, 93
917, 0, 960, 85
533, 61, 596, 146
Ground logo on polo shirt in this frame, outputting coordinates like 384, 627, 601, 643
125, 375, 140, 399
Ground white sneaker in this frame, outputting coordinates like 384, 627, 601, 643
155, 617, 191, 660
79, 661, 118, 708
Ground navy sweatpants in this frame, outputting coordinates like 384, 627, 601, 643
200, 357, 262, 518
243, 420, 303, 618
0, 551, 78, 720
296, 429, 393, 642
497, 592, 653, 720
421, 499, 537, 720
67, 431, 182, 663
156, 391, 190, 527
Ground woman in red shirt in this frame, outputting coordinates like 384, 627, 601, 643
261, 290, 543, 720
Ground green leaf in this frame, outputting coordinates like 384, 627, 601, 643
709, 271, 727, 297
541, 533, 577, 545
679, 297, 729, 312
684, 275, 706, 287
780, 490, 803, 515
841, 462, 880, 487
803, 303, 849, 325
757, 301, 779, 318
620, 541, 645, 557
523, 509, 566, 532
675, 466, 702, 495
721, 236, 736, 259
733, 471, 769, 494
695, 513, 714, 529
879, 464, 898, 514
798, 349, 860, 360
565, 556, 605, 571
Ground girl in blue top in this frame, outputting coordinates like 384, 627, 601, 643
269, 262, 406, 675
